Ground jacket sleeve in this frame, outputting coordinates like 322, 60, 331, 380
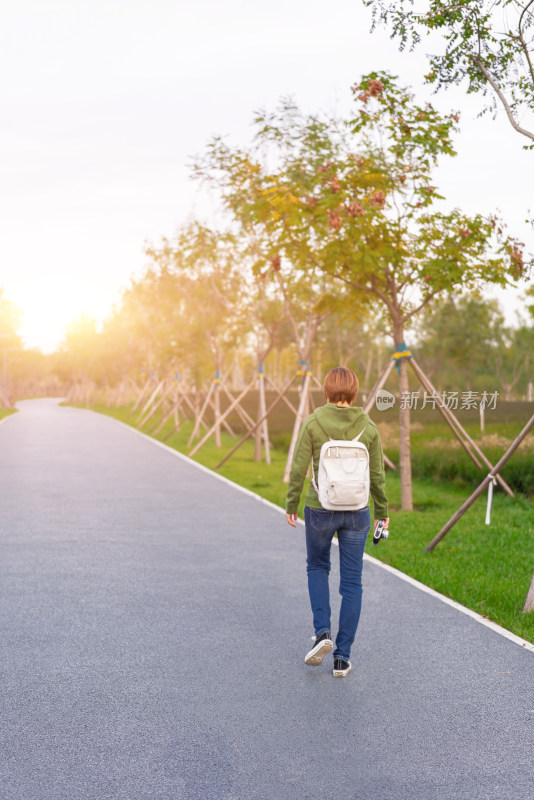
285, 420, 313, 514
368, 426, 388, 518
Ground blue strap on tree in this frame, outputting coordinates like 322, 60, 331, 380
214, 369, 221, 386
258, 362, 265, 378
297, 359, 311, 389
391, 341, 413, 375
297, 359, 311, 376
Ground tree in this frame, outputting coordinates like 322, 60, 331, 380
118, 260, 199, 378
526, 282, 534, 317
58, 315, 100, 383
316, 312, 391, 396
0, 289, 22, 405
194, 104, 337, 372
317, 74, 527, 507
244, 269, 286, 461
0, 289, 22, 342
148, 224, 247, 445
495, 323, 534, 399
196, 74, 529, 508
364, 0, 534, 144
416, 295, 505, 391
195, 116, 343, 473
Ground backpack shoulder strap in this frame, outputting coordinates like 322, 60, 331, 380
352, 423, 368, 443
310, 414, 332, 494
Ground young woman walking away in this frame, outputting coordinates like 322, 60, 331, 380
286, 366, 389, 677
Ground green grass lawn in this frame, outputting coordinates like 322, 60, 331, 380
0, 408, 18, 421
87, 403, 534, 644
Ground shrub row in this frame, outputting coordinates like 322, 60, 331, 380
387, 447, 534, 497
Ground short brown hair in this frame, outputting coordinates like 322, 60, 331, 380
323, 366, 359, 404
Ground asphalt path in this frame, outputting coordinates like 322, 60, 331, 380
1, 399, 533, 800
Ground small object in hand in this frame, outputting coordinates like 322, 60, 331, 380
372, 519, 389, 546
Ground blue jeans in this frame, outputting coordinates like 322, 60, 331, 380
304, 506, 370, 661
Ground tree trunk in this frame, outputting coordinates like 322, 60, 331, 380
398, 357, 413, 510
214, 371, 222, 447
214, 387, 221, 447
376, 345, 383, 379
393, 319, 413, 511
303, 380, 310, 418
187, 380, 214, 445
254, 362, 271, 463
283, 371, 311, 483
254, 372, 262, 462
522, 572, 534, 613
363, 348, 373, 396
259, 370, 271, 465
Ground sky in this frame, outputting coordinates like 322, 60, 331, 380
1, 0, 532, 352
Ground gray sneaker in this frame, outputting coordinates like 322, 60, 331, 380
305, 631, 333, 666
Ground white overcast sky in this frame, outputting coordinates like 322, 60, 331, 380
1, 0, 532, 352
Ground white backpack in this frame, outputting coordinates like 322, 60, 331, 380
310, 416, 370, 511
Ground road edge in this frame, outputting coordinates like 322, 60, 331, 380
0, 410, 19, 426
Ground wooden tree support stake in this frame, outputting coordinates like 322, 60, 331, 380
215, 374, 299, 470
425, 414, 534, 552
360, 360, 397, 471
410, 359, 483, 468
188, 375, 257, 458
129, 376, 155, 417
363, 359, 395, 414
188, 381, 215, 446
522, 573, 534, 613
139, 382, 173, 428
163, 389, 199, 442
409, 357, 514, 497
136, 379, 165, 425
222, 384, 255, 429
150, 385, 181, 436
283, 371, 312, 483
265, 376, 298, 416
207, 395, 236, 437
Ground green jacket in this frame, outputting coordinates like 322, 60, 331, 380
285, 403, 388, 518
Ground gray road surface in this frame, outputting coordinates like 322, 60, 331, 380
1, 399, 533, 800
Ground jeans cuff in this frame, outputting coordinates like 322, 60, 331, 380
316, 627, 331, 637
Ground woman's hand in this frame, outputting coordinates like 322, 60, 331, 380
374, 517, 389, 534
286, 512, 298, 528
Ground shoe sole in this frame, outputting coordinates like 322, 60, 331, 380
305, 639, 333, 666
332, 662, 352, 677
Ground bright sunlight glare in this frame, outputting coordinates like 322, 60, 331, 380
12, 282, 111, 354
